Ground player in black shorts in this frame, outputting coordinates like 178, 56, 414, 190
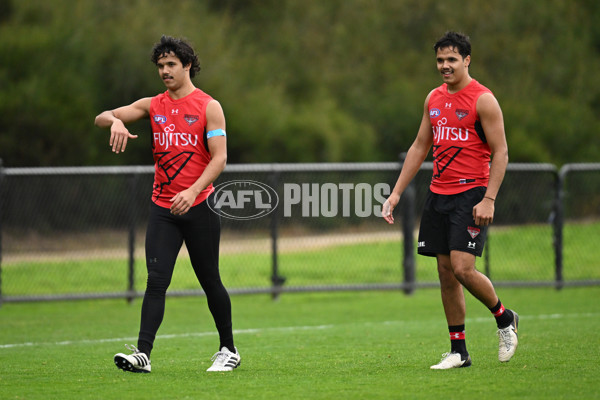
382, 32, 519, 369
418, 187, 488, 258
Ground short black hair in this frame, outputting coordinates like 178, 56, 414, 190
433, 31, 471, 59
150, 35, 201, 78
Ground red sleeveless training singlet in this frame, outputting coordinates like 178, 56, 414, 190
149, 88, 214, 208
427, 79, 492, 195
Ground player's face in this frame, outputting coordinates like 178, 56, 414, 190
436, 46, 470, 88
156, 52, 190, 90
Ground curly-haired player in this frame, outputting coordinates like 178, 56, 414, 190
95, 35, 240, 373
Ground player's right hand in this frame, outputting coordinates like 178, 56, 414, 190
110, 119, 138, 154
382, 193, 401, 224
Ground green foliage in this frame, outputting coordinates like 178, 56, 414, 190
1, 0, 599, 166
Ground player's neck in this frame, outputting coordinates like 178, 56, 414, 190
168, 81, 196, 100
447, 76, 472, 94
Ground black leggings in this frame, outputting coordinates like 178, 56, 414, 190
137, 194, 233, 357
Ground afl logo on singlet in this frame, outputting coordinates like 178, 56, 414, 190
430, 108, 441, 118
209, 180, 279, 220
153, 115, 167, 124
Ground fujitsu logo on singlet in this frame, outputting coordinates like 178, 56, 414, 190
432, 117, 469, 144
153, 124, 198, 150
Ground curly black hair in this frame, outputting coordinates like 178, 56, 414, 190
150, 35, 201, 78
433, 31, 471, 59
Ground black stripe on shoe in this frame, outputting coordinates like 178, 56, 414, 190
460, 355, 472, 368
133, 354, 148, 366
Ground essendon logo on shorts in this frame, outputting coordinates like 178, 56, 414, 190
467, 226, 480, 239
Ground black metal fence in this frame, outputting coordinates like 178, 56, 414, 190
0, 162, 598, 303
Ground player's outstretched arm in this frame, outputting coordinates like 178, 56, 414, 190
94, 97, 151, 154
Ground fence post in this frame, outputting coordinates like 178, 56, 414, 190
269, 170, 285, 299
127, 173, 140, 302
553, 168, 564, 290
399, 153, 416, 294
0, 159, 3, 308
484, 232, 491, 278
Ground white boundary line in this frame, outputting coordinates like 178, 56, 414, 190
1, 312, 595, 350
0, 324, 334, 349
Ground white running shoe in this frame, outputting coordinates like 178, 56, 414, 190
430, 352, 472, 370
207, 346, 241, 372
114, 344, 151, 373
498, 311, 519, 362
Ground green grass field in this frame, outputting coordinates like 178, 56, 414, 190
1, 287, 599, 399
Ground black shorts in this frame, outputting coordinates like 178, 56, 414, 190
417, 186, 488, 257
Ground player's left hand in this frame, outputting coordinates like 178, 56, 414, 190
170, 189, 197, 216
472, 198, 495, 226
